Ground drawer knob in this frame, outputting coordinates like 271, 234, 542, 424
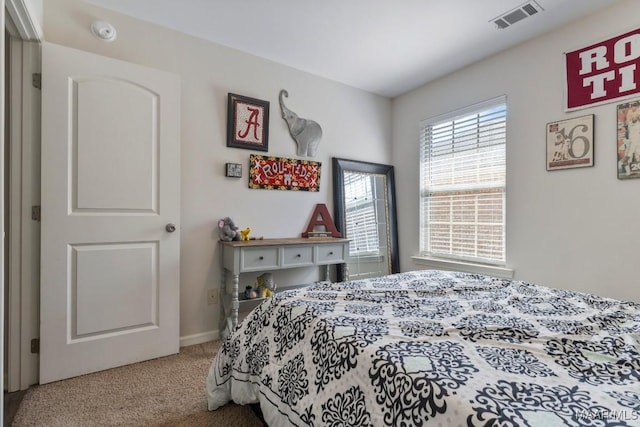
296, 254, 301, 258
259, 256, 264, 260
328, 251, 334, 255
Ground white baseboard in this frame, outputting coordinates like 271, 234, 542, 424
180, 330, 220, 347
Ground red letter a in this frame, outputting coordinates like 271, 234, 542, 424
302, 203, 342, 238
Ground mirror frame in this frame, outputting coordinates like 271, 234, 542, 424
332, 157, 400, 282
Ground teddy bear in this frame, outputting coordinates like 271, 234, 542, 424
218, 217, 240, 241
255, 273, 277, 298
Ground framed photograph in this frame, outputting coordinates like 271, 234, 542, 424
617, 99, 640, 179
225, 163, 242, 178
546, 114, 594, 171
227, 93, 269, 151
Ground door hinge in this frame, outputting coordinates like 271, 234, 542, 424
32, 73, 41, 89
31, 338, 40, 354
32, 205, 41, 222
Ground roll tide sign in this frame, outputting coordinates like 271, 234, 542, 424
565, 28, 640, 111
249, 154, 321, 191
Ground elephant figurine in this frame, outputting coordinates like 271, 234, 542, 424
279, 90, 322, 157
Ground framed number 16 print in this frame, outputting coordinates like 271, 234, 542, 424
546, 114, 594, 171
227, 93, 270, 151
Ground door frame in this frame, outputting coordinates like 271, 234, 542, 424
5, 0, 42, 392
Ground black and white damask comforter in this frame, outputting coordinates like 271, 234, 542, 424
206, 270, 640, 426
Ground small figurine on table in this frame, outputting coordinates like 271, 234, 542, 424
256, 273, 277, 298
244, 286, 257, 299
240, 227, 251, 241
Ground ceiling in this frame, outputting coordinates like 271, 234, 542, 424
84, 0, 618, 98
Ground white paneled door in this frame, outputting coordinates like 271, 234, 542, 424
40, 43, 181, 383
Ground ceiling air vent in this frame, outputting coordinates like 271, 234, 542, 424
491, 1, 543, 30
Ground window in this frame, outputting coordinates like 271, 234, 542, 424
419, 96, 506, 265
343, 172, 381, 257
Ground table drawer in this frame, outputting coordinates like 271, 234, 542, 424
241, 247, 279, 271
317, 243, 347, 264
282, 245, 314, 267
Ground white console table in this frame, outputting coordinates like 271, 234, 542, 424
220, 237, 349, 337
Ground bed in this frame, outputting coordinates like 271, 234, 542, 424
206, 270, 640, 426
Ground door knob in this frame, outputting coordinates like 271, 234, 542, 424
165, 223, 177, 233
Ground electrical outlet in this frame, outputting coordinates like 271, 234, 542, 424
207, 289, 218, 305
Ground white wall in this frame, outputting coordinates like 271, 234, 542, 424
392, 0, 639, 302
24, 0, 41, 31
42, 0, 391, 339
37, 0, 638, 344
26, 0, 41, 25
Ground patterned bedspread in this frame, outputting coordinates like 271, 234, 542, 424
206, 270, 640, 426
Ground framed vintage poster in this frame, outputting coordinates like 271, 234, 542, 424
617, 99, 640, 179
546, 115, 594, 171
249, 154, 321, 191
227, 93, 269, 151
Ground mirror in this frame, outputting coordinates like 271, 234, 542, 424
332, 158, 399, 281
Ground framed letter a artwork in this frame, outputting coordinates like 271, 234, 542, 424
227, 93, 269, 151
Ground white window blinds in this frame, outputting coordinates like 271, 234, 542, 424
419, 96, 506, 264
344, 172, 381, 257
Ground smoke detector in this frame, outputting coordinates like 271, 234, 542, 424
491, 1, 543, 30
91, 20, 117, 42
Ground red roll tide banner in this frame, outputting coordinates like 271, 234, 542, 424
249, 154, 321, 191
565, 28, 640, 111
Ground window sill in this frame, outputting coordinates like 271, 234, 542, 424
411, 256, 514, 279
348, 255, 384, 264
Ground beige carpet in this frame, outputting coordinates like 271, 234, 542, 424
12, 341, 264, 427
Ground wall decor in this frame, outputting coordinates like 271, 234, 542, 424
617, 99, 640, 179
301, 203, 341, 238
249, 154, 321, 191
546, 114, 594, 171
227, 93, 269, 151
564, 27, 640, 111
225, 163, 242, 178
279, 90, 322, 157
